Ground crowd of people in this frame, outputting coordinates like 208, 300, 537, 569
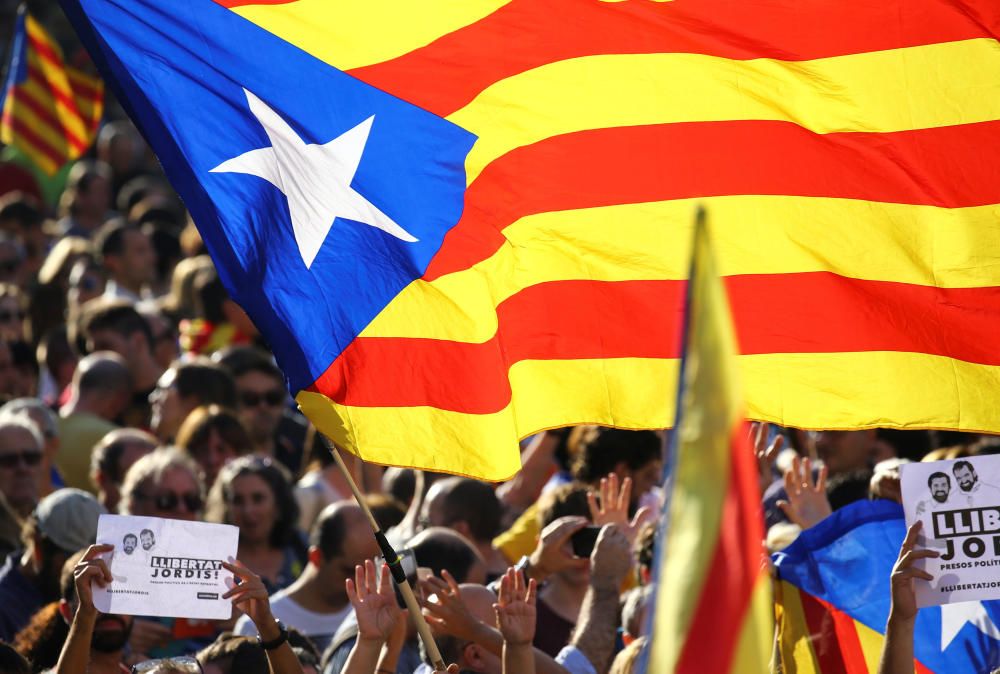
2, 28, 1000, 674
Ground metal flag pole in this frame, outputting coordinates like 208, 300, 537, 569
321, 436, 447, 671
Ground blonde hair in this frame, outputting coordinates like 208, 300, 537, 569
609, 636, 647, 674
37, 237, 92, 286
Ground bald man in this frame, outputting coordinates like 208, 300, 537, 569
58, 351, 133, 490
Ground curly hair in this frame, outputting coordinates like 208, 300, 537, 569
205, 456, 301, 549
570, 427, 662, 485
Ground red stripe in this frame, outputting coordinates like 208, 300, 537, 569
348, 0, 1000, 117
65, 68, 103, 103
26, 33, 64, 72
825, 604, 872, 673
26, 63, 81, 114
1, 113, 68, 167
308, 273, 1000, 412
425, 119, 1000, 281
798, 591, 850, 673
8, 87, 88, 151
675, 422, 765, 672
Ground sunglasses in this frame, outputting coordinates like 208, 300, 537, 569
135, 490, 203, 513
240, 390, 285, 408
0, 310, 23, 323
131, 657, 203, 674
0, 450, 42, 469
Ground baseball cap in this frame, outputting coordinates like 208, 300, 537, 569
35, 488, 107, 553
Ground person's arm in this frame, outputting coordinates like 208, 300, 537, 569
53, 544, 114, 674
222, 560, 304, 674
523, 516, 590, 585
567, 525, 632, 674
494, 568, 537, 674
341, 559, 404, 674
878, 521, 938, 674
496, 432, 559, 511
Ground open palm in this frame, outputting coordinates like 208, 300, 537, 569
347, 559, 403, 642
494, 568, 537, 646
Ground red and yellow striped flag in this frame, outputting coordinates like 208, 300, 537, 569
647, 211, 772, 673
1, 8, 103, 175
201, 0, 1000, 480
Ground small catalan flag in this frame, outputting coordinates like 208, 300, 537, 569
1, 6, 103, 176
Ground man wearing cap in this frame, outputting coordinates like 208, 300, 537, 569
0, 488, 106, 641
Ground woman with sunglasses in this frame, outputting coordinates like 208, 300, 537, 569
205, 456, 307, 595
118, 448, 208, 661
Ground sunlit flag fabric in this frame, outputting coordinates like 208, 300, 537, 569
1, 8, 103, 176
645, 217, 771, 673
774, 499, 1000, 673
59, 0, 1000, 479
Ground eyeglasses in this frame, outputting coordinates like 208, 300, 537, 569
135, 490, 203, 513
0, 310, 24, 323
0, 450, 42, 469
131, 656, 203, 673
240, 390, 285, 408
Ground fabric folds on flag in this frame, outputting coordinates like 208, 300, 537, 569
773, 499, 1000, 673
60, 0, 1000, 479
1, 8, 103, 175
646, 215, 772, 673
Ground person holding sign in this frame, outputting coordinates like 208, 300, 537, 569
49, 543, 306, 674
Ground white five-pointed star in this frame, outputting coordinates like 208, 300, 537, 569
210, 88, 418, 269
940, 600, 1000, 651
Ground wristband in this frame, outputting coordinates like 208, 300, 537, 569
257, 619, 288, 650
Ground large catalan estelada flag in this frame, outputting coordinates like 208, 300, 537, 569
59, 0, 1000, 479
646, 214, 771, 673
1, 7, 103, 176
774, 499, 1000, 673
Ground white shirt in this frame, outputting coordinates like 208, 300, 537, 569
234, 589, 351, 652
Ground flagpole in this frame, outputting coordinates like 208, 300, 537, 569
321, 436, 448, 671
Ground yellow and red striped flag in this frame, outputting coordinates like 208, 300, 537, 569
647, 211, 772, 673
59, 0, 1000, 480
1, 7, 103, 175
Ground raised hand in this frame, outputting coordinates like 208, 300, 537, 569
422, 570, 484, 643
222, 559, 273, 630
528, 515, 590, 582
494, 568, 537, 646
751, 422, 785, 492
777, 455, 832, 529
347, 559, 404, 643
890, 521, 939, 622
590, 524, 632, 590
587, 474, 654, 544
73, 544, 114, 615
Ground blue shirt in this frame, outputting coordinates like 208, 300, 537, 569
0, 551, 43, 642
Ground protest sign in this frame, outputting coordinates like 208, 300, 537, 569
901, 456, 1000, 608
93, 514, 239, 620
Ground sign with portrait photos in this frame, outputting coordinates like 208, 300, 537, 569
901, 456, 1000, 607
93, 514, 239, 619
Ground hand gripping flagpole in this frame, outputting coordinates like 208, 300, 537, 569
321, 436, 447, 671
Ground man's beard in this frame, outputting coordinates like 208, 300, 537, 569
960, 481, 975, 492
92, 615, 132, 653
932, 491, 948, 503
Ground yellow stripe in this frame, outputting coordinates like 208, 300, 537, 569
449, 39, 1000, 184
24, 52, 89, 143
856, 620, 886, 672
774, 581, 821, 674
8, 138, 60, 175
297, 357, 677, 481
231, 0, 510, 71
728, 573, 774, 674
297, 351, 1000, 480
362, 196, 1000, 341
5, 92, 74, 156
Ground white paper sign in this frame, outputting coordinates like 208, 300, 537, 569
901, 456, 1000, 607
93, 514, 239, 620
